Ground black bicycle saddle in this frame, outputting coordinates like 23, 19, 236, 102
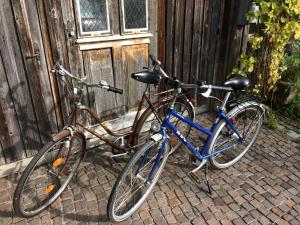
131, 71, 160, 85
224, 75, 250, 91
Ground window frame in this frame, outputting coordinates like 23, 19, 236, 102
75, 0, 111, 37
120, 0, 149, 34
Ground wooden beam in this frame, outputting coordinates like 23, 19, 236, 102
76, 33, 153, 44
79, 38, 151, 51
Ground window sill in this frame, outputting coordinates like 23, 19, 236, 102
76, 33, 153, 44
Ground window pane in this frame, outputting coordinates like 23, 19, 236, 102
123, 0, 147, 30
79, 0, 109, 33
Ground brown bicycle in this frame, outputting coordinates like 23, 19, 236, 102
13, 55, 195, 217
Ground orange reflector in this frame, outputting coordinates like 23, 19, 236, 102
47, 184, 56, 193
52, 158, 64, 168
170, 139, 177, 147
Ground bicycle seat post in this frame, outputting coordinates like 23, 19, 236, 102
219, 91, 231, 111
169, 87, 182, 110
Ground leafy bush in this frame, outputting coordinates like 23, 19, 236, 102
279, 95, 300, 119
234, 0, 300, 96
265, 110, 278, 129
282, 40, 300, 90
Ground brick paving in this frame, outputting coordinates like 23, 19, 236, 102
0, 121, 299, 225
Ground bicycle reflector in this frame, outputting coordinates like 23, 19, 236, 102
47, 184, 56, 194
150, 121, 161, 133
52, 158, 64, 169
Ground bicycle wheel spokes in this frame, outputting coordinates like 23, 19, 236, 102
111, 140, 167, 220
18, 136, 83, 214
211, 106, 263, 167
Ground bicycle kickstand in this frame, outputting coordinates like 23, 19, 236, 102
204, 163, 212, 195
189, 159, 212, 195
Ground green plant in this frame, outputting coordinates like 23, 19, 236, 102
279, 95, 300, 119
266, 110, 279, 129
282, 40, 300, 90
234, 0, 300, 96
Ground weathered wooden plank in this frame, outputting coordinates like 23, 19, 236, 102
157, 0, 166, 68
182, 0, 194, 83
0, 143, 5, 166
173, 0, 186, 80
206, 0, 221, 84
109, 0, 120, 35
76, 34, 153, 44
212, 0, 226, 85
11, 0, 57, 146
0, 49, 26, 163
148, 0, 158, 58
122, 44, 148, 109
224, 0, 240, 75
199, 0, 212, 81
43, 0, 72, 125
79, 38, 151, 51
83, 49, 118, 119
0, 0, 42, 157
240, 25, 250, 60
165, 0, 176, 75
190, 0, 205, 82
60, 0, 89, 109
36, 0, 64, 130
112, 47, 127, 115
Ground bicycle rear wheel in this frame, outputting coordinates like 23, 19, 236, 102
208, 103, 264, 169
108, 139, 170, 222
13, 132, 85, 217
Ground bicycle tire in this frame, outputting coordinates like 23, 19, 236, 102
108, 139, 170, 222
208, 103, 264, 169
133, 95, 194, 152
13, 132, 85, 217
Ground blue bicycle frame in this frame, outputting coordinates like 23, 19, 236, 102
146, 108, 244, 181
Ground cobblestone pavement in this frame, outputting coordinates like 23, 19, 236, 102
0, 122, 299, 225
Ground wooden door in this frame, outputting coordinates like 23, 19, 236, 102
60, 0, 158, 119
0, 0, 59, 166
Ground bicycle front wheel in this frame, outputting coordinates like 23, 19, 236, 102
208, 103, 264, 169
13, 132, 85, 217
108, 139, 170, 222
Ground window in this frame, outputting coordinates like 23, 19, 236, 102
75, 0, 149, 37
76, 0, 110, 35
121, 0, 148, 33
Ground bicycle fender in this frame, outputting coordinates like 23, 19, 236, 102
52, 130, 70, 142
227, 101, 265, 119
151, 133, 163, 142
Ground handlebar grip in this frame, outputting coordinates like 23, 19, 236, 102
108, 86, 123, 94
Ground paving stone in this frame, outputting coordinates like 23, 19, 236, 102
0, 124, 298, 225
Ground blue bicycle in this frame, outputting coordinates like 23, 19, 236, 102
108, 58, 265, 222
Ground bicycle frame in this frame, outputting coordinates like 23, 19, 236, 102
147, 108, 244, 181
68, 85, 179, 151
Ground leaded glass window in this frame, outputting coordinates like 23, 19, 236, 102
78, 0, 110, 33
122, 0, 148, 32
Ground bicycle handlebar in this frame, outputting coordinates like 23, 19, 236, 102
108, 86, 123, 94
52, 62, 123, 94
148, 55, 234, 92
